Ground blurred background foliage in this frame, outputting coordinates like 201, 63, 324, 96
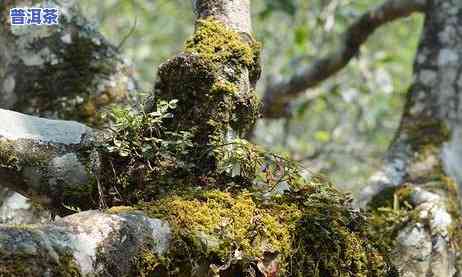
79, 0, 423, 195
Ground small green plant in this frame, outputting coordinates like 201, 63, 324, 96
104, 99, 192, 159
98, 99, 196, 203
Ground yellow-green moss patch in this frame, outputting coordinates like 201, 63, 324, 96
185, 18, 258, 70
133, 184, 394, 276
106, 206, 136, 214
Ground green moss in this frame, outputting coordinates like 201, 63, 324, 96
142, 190, 297, 260
184, 18, 257, 70
137, 190, 295, 274
132, 247, 164, 277
401, 116, 450, 149
210, 80, 239, 95
0, 140, 17, 169
367, 185, 413, 211
365, 181, 430, 255
58, 252, 81, 277
152, 18, 261, 174
0, 139, 53, 170
99, 108, 395, 275
98, 106, 394, 276
366, 171, 461, 263
287, 183, 396, 277
133, 184, 393, 276
0, 249, 81, 277
106, 206, 136, 214
96, 17, 394, 277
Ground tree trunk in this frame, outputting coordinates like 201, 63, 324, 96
359, 0, 462, 275
0, 210, 171, 276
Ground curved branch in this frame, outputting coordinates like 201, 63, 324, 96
262, 0, 427, 118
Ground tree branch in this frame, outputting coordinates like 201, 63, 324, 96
0, 108, 101, 215
0, 210, 171, 276
262, 0, 427, 118
0, 0, 140, 223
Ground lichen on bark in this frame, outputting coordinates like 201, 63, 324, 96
0, 0, 135, 127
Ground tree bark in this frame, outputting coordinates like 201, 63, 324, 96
0, 0, 139, 223
359, 0, 462, 275
0, 210, 171, 276
0, 108, 102, 215
0, 0, 258, 217
0, 1, 263, 275
0, 0, 136, 126
3, 0, 462, 276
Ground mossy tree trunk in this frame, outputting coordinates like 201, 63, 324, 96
359, 0, 462, 275
0, 0, 259, 220
0, 0, 273, 275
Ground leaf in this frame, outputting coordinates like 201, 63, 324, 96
294, 26, 309, 47
142, 144, 153, 153
113, 139, 122, 147
314, 131, 330, 142
168, 99, 178, 109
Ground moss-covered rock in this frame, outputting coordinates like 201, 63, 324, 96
0, 138, 53, 169
0, 227, 81, 277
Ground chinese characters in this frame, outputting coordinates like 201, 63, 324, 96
10, 8, 60, 26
